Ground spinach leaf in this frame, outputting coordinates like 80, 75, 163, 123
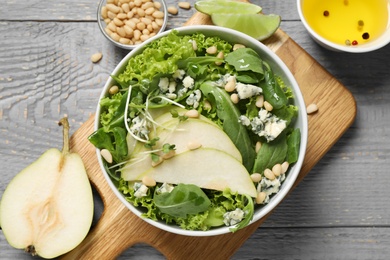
154, 184, 211, 218
286, 128, 301, 164
253, 133, 288, 174
225, 48, 264, 74
229, 194, 254, 233
236, 71, 262, 84
260, 62, 288, 110
272, 104, 299, 126
200, 81, 256, 171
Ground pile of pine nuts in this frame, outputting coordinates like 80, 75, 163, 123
100, 0, 166, 46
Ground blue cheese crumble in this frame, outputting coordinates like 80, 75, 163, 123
223, 208, 245, 226
236, 82, 262, 99
133, 182, 149, 198
156, 182, 175, 194
240, 108, 287, 142
257, 173, 286, 204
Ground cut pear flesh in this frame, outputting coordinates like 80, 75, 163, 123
152, 118, 242, 162
123, 148, 257, 197
0, 118, 93, 258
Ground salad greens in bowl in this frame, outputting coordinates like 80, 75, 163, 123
89, 25, 308, 236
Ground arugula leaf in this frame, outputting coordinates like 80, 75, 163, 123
200, 81, 256, 171
154, 184, 211, 218
88, 128, 114, 151
253, 133, 288, 174
225, 48, 264, 74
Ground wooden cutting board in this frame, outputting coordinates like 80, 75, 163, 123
62, 12, 357, 260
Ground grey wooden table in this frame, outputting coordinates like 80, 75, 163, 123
1, 0, 390, 259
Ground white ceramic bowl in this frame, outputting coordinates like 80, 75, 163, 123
97, 0, 168, 50
297, 0, 390, 52
94, 25, 308, 236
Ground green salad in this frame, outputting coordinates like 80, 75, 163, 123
89, 30, 300, 232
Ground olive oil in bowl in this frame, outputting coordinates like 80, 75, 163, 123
301, 0, 389, 48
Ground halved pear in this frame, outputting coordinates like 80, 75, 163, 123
0, 118, 94, 259
124, 148, 257, 197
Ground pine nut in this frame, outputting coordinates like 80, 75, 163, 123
230, 93, 239, 104
101, 6, 108, 19
142, 176, 156, 187
250, 173, 262, 183
136, 22, 146, 30
151, 157, 164, 167
161, 150, 176, 159
281, 161, 289, 173
206, 46, 217, 54
264, 100, 273, 111
119, 37, 131, 44
155, 18, 164, 26
233, 43, 246, 50
100, 149, 113, 163
256, 192, 267, 204
256, 95, 264, 108
178, 2, 191, 9
133, 29, 141, 40
134, 0, 142, 7
185, 109, 199, 118
167, 6, 178, 15
143, 2, 154, 10
107, 21, 117, 32
255, 141, 262, 153
145, 7, 155, 15
215, 51, 224, 65
116, 26, 127, 37
154, 1, 162, 9
117, 13, 128, 20
113, 17, 124, 26
224, 78, 236, 92
307, 103, 318, 114
110, 32, 121, 41
109, 85, 119, 95
137, 8, 145, 17
122, 3, 130, 13
140, 34, 149, 42
153, 10, 165, 18
91, 52, 103, 63
272, 163, 282, 177
106, 3, 121, 13
187, 140, 202, 150
192, 40, 198, 50
264, 168, 275, 180
107, 10, 116, 19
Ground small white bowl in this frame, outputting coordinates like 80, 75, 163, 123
297, 0, 390, 52
94, 25, 308, 236
97, 0, 168, 50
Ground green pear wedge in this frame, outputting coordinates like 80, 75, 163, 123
0, 118, 94, 259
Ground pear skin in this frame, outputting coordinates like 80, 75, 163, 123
0, 117, 94, 259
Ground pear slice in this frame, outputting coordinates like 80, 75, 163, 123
124, 148, 257, 197
0, 118, 94, 259
153, 107, 219, 128
122, 116, 243, 182
152, 118, 242, 162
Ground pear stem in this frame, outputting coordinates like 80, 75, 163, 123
58, 117, 70, 155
